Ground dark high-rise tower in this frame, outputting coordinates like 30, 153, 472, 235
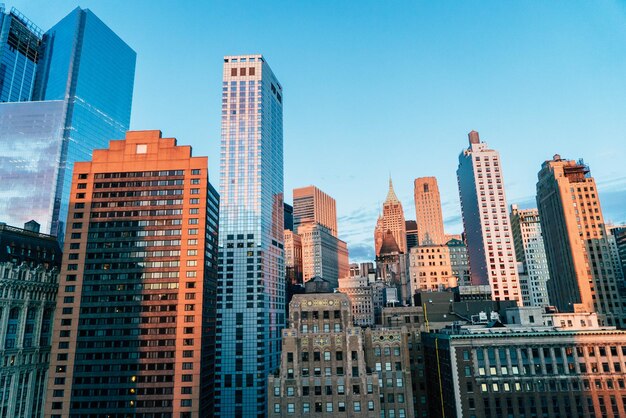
45, 131, 219, 417
215, 55, 284, 417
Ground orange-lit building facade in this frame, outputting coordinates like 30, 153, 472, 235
45, 130, 219, 417
537, 155, 624, 327
285, 229, 303, 285
292, 185, 348, 288
413, 176, 446, 246
293, 185, 338, 238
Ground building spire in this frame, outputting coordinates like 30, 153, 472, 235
385, 176, 399, 203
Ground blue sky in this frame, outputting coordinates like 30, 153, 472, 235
14, 1, 626, 261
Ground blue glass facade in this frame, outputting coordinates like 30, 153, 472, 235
0, 6, 42, 102
216, 55, 285, 417
33, 7, 136, 238
0, 100, 65, 233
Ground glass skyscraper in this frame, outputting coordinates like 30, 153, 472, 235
0, 7, 136, 239
216, 54, 285, 417
0, 100, 65, 234
0, 6, 42, 102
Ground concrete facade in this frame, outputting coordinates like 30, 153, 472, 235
45, 130, 219, 417
447, 238, 471, 287
423, 322, 626, 418
0, 223, 60, 418
298, 223, 349, 289
338, 276, 375, 326
413, 177, 446, 246
268, 292, 414, 418
268, 293, 381, 416
510, 205, 551, 307
293, 186, 338, 238
537, 155, 624, 327
457, 131, 522, 305
408, 245, 456, 292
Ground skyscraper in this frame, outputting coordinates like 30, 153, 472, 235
375, 178, 407, 256
0, 100, 65, 233
457, 131, 521, 304
291, 185, 348, 288
293, 185, 338, 237
297, 222, 349, 287
0, 7, 136, 238
0, 6, 42, 102
537, 155, 624, 326
413, 176, 446, 245
510, 204, 551, 307
45, 130, 219, 417
216, 54, 284, 417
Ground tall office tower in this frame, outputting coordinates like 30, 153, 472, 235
537, 155, 624, 326
298, 223, 349, 288
447, 237, 471, 286
413, 176, 446, 245
0, 7, 136, 238
375, 178, 407, 256
0, 221, 60, 418
292, 185, 348, 288
45, 131, 219, 417
293, 185, 338, 237
216, 54, 284, 417
405, 220, 418, 250
510, 204, 551, 307
0, 6, 42, 102
457, 131, 522, 304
